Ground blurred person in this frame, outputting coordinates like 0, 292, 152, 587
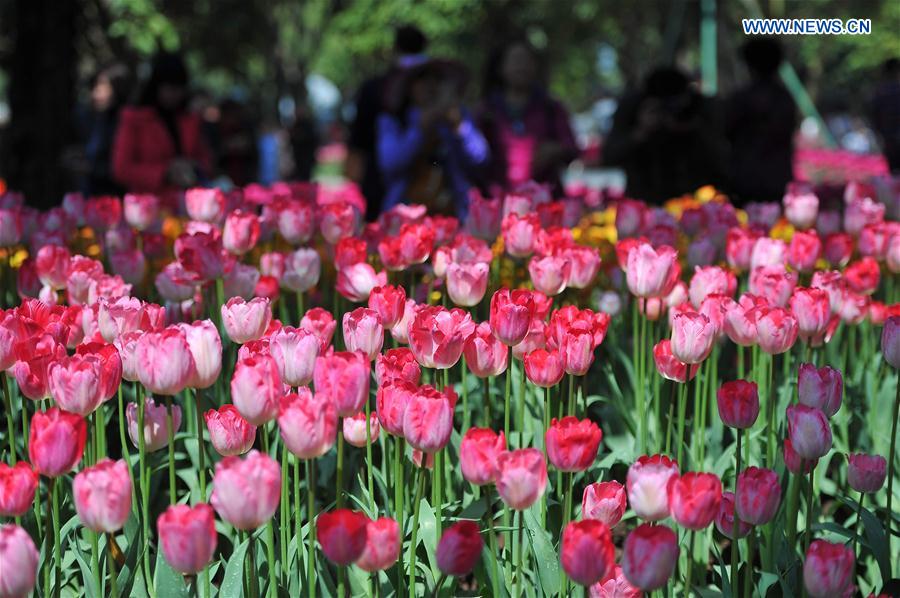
604, 67, 726, 203
289, 101, 319, 181
347, 25, 429, 221
479, 38, 578, 194
377, 58, 489, 220
112, 52, 211, 197
725, 39, 796, 204
869, 58, 900, 173
218, 98, 258, 186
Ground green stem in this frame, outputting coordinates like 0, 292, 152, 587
192, 390, 206, 501
731, 431, 742, 598
567, 373, 575, 416
766, 354, 776, 469
461, 360, 470, 433
108, 534, 118, 598
504, 349, 512, 447
91, 529, 101, 596
786, 470, 801, 550
137, 387, 153, 596
117, 385, 137, 513
336, 420, 345, 508
665, 381, 677, 456
639, 311, 647, 455
294, 457, 302, 595
280, 440, 289, 587
516, 357, 526, 448
337, 566, 346, 598
677, 377, 690, 467
684, 529, 695, 598
407, 467, 426, 598
166, 396, 176, 505
306, 460, 317, 598
249, 533, 260, 598
514, 512, 524, 598
887, 379, 899, 567
2, 374, 16, 464
434, 449, 443, 538
266, 519, 278, 597
804, 466, 814, 556
852, 491, 864, 559
52, 477, 61, 598
559, 471, 574, 596
484, 490, 500, 598
743, 530, 755, 598
366, 397, 375, 513
297, 290, 305, 323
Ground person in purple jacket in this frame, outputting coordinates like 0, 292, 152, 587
478, 38, 579, 195
377, 59, 490, 221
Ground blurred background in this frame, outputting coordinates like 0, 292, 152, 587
0, 0, 898, 209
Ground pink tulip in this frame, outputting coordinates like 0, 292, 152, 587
581, 481, 627, 528
123, 193, 159, 230
715, 492, 751, 540
724, 293, 766, 347
626, 454, 679, 522
275, 199, 315, 244
29, 407, 87, 478
375, 348, 421, 387
0, 524, 39, 598
667, 472, 722, 530
670, 312, 715, 364
35, 244, 71, 290
562, 245, 601, 289
524, 349, 566, 387
750, 237, 786, 269
314, 350, 370, 418
790, 288, 831, 346
268, 326, 319, 388
459, 427, 506, 486
211, 450, 280, 530
185, 188, 226, 223
337, 262, 387, 303
786, 404, 832, 460
408, 305, 475, 369
561, 519, 615, 586
282, 248, 321, 293
376, 380, 416, 437
755, 306, 799, 355
528, 255, 572, 296
47, 354, 105, 416
157, 503, 218, 574
463, 321, 509, 378
495, 448, 548, 510
797, 363, 842, 417
175, 320, 222, 390
403, 384, 454, 453
73, 458, 131, 533
0, 462, 39, 517
688, 266, 735, 308
278, 389, 337, 459
502, 211, 541, 257
446, 262, 489, 307
749, 265, 798, 307
205, 405, 257, 457
300, 307, 337, 353
803, 540, 854, 598
135, 327, 197, 396
783, 190, 819, 229
621, 523, 678, 591
787, 230, 822, 272
652, 339, 699, 383
127, 396, 182, 452
355, 517, 401, 572
389, 299, 420, 344
222, 209, 260, 255
221, 297, 272, 344
343, 411, 380, 448
847, 453, 887, 493
343, 308, 384, 361
490, 288, 536, 346
625, 243, 678, 298
735, 466, 781, 525
368, 285, 407, 329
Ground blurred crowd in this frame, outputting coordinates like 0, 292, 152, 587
60, 25, 900, 221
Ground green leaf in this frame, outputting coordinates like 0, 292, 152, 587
220, 537, 249, 598
524, 507, 559, 597
859, 501, 891, 582
154, 546, 190, 598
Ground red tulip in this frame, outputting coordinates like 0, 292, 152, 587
343, 308, 384, 361
546, 416, 602, 472
376, 380, 416, 437
755, 306, 799, 355
670, 312, 715, 365
35, 244, 71, 290
847, 453, 887, 493
561, 519, 615, 586
459, 427, 506, 486
408, 305, 475, 370
489, 288, 535, 346
334, 237, 368, 270
127, 396, 181, 452
621, 523, 678, 591
0, 524, 39, 598
844, 256, 880, 295
157, 503, 218, 574
446, 261, 490, 306
436, 520, 483, 577
797, 363, 842, 417
581, 480, 627, 528
652, 339, 699, 383
0, 462, 38, 517
882, 316, 900, 369
343, 411, 380, 448
735, 466, 780, 525
496, 448, 548, 510
375, 348, 421, 387
205, 405, 257, 457
73, 458, 131, 533
211, 450, 281, 530
625, 243, 678, 298
336, 263, 387, 303
368, 285, 407, 329
300, 307, 337, 353
803, 540, 854, 598
716, 380, 759, 429
824, 232, 854, 268
29, 407, 87, 477
317, 509, 369, 566
355, 517, 400, 572
462, 322, 508, 378
787, 404, 832, 460
278, 389, 337, 459
667, 472, 722, 530
403, 384, 454, 453
524, 349, 565, 388
314, 350, 370, 418
715, 491, 752, 539
626, 454, 679, 521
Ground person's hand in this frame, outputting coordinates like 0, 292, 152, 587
166, 158, 197, 188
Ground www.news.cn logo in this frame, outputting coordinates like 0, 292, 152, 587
742, 18, 872, 35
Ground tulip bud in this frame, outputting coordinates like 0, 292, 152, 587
716, 380, 759, 429
735, 466, 781, 525
157, 503, 218, 574
626, 243, 678, 299
317, 509, 369, 566
581, 481, 627, 528
343, 412, 380, 448
222, 209, 260, 256
847, 453, 887, 493
545, 416, 603, 472
755, 306, 799, 355
127, 396, 182, 453
278, 390, 337, 460
0, 462, 39, 518
73, 458, 131, 533
490, 288, 535, 346
667, 472, 722, 530
135, 327, 197, 396
403, 385, 454, 454
47, 354, 105, 416
459, 427, 506, 486
0, 524, 39, 598
408, 305, 474, 369
786, 404, 832, 460
529, 255, 572, 296
803, 540, 854, 598
436, 520, 484, 577
29, 407, 87, 478
496, 448, 548, 510
204, 405, 257, 457
621, 523, 678, 591
561, 519, 615, 586
336, 263, 387, 303
652, 339, 699, 383
211, 450, 281, 530
797, 363, 842, 417
355, 517, 401, 572
626, 454, 679, 522
715, 491, 751, 540
343, 308, 384, 361
283, 248, 322, 293
447, 262, 490, 306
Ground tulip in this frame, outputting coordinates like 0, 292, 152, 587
436, 520, 484, 577
626, 454, 679, 521
459, 428, 506, 486
589, 566, 641, 598
490, 288, 535, 346
376, 380, 416, 437
561, 245, 601, 289
755, 306, 799, 355
334, 237, 368, 270
803, 540, 854, 598
29, 407, 87, 477
524, 349, 566, 388
300, 307, 337, 353
265, 326, 318, 388
47, 354, 105, 416
127, 396, 182, 452
231, 355, 282, 426
282, 248, 321, 293
343, 411, 380, 448
750, 237, 786, 269
621, 523, 678, 591
545, 416, 602, 472
783, 438, 817, 474
408, 305, 474, 369
502, 211, 540, 257
336, 262, 387, 303
797, 363, 842, 417
123, 193, 159, 230
734, 466, 780, 525
528, 255, 571, 296
157, 503, 218, 574
135, 327, 196, 396
403, 384, 454, 453
615, 199, 647, 238
317, 509, 369, 565
561, 519, 615, 586
463, 321, 509, 378
175, 320, 222, 390
844, 256, 880, 295
495, 448, 548, 510
320, 202, 361, 245
185, 188, 225, 222
0, 207, 23, 246
749, 265, 797, 307
0, 462, 39, 517
581, 481, 627, 528
688, 266, 735, 308
210, 450, 280, 530
66, 256, 105, 305
375, 348, 421, 387
175, 230, 231, 281
787, 230, 822, 272
204, 405, 256, 457
222, 209, 260, 256
790, 288, 831, 346
725, 227, 760, 271
278, 390, 337, 459
667, 472, 722, 530
652, 339, 699, 383
0, 524, 39, 598
275, 200, 315, 244
783, 190, 819, 229
625, 243, 678, 298
221, 297, 272, 345
35, 244, 71, 290
368, 285, 407, 329
342, 308, 384, 361
73, 458, 131, 533
670, 312, 715, 364
882, 316, 900, 369
446, 261, 490, 306
824, 232, 854, 268
787, 404, 832, 460
715, 492, 751, 539
716, 380, 759, 429
355, 517, 401, 572
314, 350, 370, 418
389, 299, 420, 344
847, 453, 886, 493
